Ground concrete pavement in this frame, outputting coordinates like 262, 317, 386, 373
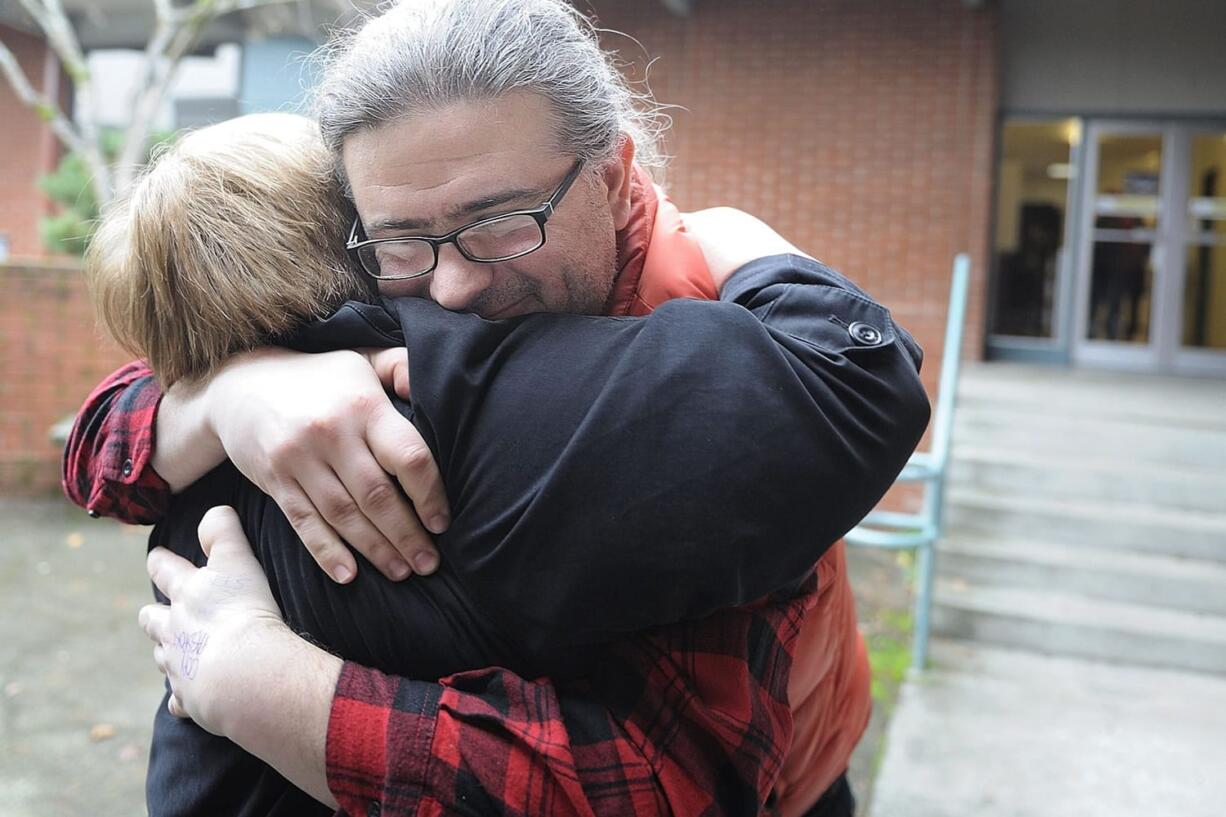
869, 638, 1226, 817
0, 498, 164, 817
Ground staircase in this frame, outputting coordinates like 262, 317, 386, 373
932, 363, 1226, 675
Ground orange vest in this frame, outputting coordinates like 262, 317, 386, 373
608, 172, 873, 817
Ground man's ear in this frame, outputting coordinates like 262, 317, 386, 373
600, 134, 636, 231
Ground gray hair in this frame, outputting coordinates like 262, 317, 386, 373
312, 0, 668, 190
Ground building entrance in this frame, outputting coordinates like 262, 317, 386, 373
988, 118, 1226, 377
1073, 122, 1226, 375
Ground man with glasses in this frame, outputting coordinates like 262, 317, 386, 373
66, 1, 927, 815
346, 159, 587, 287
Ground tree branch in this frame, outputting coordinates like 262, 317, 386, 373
114, 0, 298, 194
18, 0, 87, 83
0, 38, 81, 152
0, 36, 113, 202
15, 0, 113, 204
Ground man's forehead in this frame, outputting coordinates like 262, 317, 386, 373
340, 93, 571, 234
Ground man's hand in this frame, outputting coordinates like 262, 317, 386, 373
140, 507, 287, 734
683, 207, 813, 293
140, 507, 340, 807
191, 347, 447, 583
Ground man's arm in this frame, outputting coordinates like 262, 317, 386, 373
63, 349, 447, 583
392, 253, 929, 649
321, 592, 804, 817
143, 508, 808, 816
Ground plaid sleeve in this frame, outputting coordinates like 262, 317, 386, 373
325, 575, 814, 817
61, 361, 172, 524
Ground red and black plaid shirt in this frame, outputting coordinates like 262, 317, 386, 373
62, 361, 171, 523
63, 363, 812, 816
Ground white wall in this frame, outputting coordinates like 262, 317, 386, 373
80, 44, 241, 131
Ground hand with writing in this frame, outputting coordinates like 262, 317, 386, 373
138, 506, 286, 736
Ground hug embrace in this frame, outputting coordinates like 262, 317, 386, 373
66, 1, 930, 816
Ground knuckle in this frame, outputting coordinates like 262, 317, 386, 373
303, 414, 345, 442
318, 494, 363, 527
358, 478, 399, 510
279, 497, 319, 531
348, 390, 386, 418
267, 436, 309, 469
400, 443, 435, 475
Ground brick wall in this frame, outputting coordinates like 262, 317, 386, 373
0, 23, 62, 260
0, 1, 998, 498
0, 264, 130, 495
591, 0, 999, 509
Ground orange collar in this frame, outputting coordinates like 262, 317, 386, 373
607, 166, 715, 317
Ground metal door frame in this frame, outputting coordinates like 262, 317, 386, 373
1071, 120, 1170, 371
1170, 121, 1226, 376
1072, 119, 1226, 375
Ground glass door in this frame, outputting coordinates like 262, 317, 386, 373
1072, 123, 1167, 370
1172, 127, 1226, 375
1073, 121, 1226, 375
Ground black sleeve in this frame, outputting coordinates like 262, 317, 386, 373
393, 253, 930, 652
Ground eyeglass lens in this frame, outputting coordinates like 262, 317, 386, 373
360, 213, 546, 278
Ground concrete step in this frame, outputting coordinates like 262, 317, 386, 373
956, 363, 1226, 428
931, 580, 1226, 675
947, 446, 1226, 514
945, 487, 1226, 562
951, 407, 1226, 470
937, 533, 1226, 617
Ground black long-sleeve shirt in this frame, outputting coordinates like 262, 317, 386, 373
145, 254, 929, 816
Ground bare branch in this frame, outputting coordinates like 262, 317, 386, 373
0, 37, 113, 202
17, 0, 87, 83
15, 0, 114, 203
0, 38, 81, 151
115, 0, 299, 194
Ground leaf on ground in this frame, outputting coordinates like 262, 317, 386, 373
89, 723, 116, 742
66, 532, 85, 549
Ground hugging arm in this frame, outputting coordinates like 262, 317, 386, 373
63, 347, 448, 584
398, 253, 929, 649
144, 504, 810, 817
143, 253, 927, 815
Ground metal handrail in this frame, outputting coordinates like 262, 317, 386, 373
844, 252, 971, 670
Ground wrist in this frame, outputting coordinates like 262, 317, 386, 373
155, 378, 226, 492
216, 618, 306, 740
221, 620, 342, 807
221, 619, 341, 742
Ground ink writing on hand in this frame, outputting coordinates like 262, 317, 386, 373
174, 630, 209, 680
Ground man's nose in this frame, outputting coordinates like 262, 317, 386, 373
429, 244, 492, 312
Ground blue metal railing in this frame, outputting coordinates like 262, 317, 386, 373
844, 253, 971, 670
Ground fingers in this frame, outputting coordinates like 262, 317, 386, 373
367, 402, 450, 549
274, 479, 359, 584
139, 603, 172, 645
330, 457, 431, 580
146, 547, 198, 601
363, 347, 412, 400
197, 506, 258, 564
296, 466, 418, 581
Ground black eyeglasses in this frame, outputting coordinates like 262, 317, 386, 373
346, 159, 586, 281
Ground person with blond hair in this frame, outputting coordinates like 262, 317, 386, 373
88, 113, 367, 387
72, 2, 930, 814
87, 109, 924, 816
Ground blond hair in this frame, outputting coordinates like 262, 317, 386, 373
86, 113, 369, 387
